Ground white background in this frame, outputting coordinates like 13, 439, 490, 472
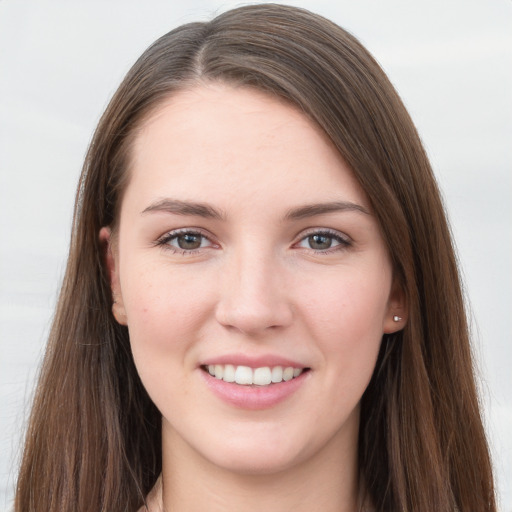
1, 1, 511, 510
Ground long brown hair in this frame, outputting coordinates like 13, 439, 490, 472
15, 4, 495, 511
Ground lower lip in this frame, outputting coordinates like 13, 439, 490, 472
201, 370, 309, 410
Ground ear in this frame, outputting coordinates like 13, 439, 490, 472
383, 277, 408, 334
99, 226, 127, 326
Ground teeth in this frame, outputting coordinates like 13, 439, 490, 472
223, 364, 235, 383
206, 364, 304, 386
235, 365, 253, 385
271, 366, 283, 383
253, 367, 272, 386
283, 367, 294, 381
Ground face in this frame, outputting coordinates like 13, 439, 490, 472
102, 84, 405, 476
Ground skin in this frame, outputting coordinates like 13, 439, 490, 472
101, 83, 406, 512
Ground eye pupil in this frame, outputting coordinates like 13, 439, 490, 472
309, 234, 332, 250
178, 234, 202, 250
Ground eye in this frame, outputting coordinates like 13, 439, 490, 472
157, 229, 214, 253
296, 230, 350, 252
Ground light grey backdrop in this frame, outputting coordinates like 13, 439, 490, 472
1, 1, 511, 510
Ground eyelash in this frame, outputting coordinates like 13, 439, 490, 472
155, 229, 215, 255
294, 229, 352, 254
155, 228, 352, 255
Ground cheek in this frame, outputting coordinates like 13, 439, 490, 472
302, 270, 391, 341
120, 263, 216, 414
299, 268, 390, 389
120, 260, 215, 360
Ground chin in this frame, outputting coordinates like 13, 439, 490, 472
196, 427, 316, 476
208, 448, 303, 476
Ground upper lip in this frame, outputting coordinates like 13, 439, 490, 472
200, 354, 308, 369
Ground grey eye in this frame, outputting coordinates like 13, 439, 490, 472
175, 233, 203, 250
307, 234, 334, 250
164, 231, 212, 251
296, 231, 349, 252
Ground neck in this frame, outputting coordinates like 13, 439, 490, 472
158, 422, 361, 512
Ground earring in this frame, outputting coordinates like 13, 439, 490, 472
393, 315, 402, 322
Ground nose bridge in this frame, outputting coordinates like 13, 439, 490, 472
216, 242, 292, 334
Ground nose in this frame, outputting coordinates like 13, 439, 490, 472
215, 251, 294, 336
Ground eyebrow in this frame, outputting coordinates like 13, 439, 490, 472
141, 199, 225, 220
141, 198, 370, 221
284, 201, 370, 220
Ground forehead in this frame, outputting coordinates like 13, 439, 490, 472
125, 83, 368, 212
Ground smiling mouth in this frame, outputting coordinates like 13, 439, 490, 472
201, 364, 310, 386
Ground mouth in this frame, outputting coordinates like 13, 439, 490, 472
201, 364, 310, 386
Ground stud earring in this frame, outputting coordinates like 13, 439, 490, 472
393, 315, 402, 322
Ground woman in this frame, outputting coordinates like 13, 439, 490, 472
14, 4, 496, 512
